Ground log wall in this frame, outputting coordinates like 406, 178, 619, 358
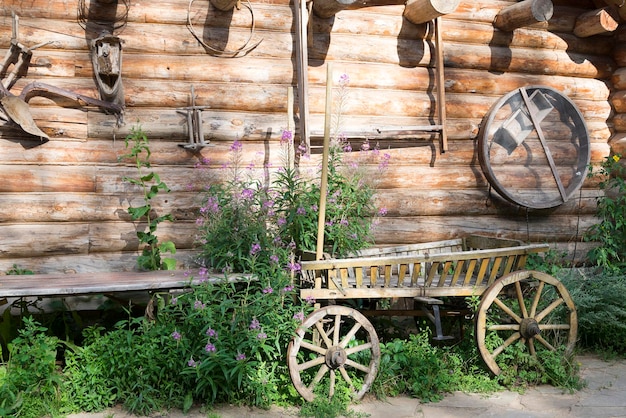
0, 0, 616, 273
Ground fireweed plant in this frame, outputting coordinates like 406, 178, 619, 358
195, 72, 390, 268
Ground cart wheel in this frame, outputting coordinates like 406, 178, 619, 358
475, 270, 577, 375
287, 305, 380, 402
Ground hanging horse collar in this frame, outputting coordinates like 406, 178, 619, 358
91, 33, 124, 106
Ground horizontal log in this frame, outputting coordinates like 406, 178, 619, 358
0, 223, 90, 258
0, 183, 600, 226
0, 165, 96, 192
370, 214, 599, 244
15, 61, 612, 104
0, 133, 609, 177
0, 221, 197, 258
0, 143, 603, 194
0, 248, 202, 274
1, 0, 292, 28
372, 188, 600, 217
0, 192, 200, 223
494, 0, 554, 32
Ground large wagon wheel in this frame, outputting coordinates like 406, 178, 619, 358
287, 305, 380, 401
475, 270, 577, 375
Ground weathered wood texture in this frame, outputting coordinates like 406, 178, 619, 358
0, 0, 618, 273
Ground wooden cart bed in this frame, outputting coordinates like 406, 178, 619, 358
299, 235, 549, 301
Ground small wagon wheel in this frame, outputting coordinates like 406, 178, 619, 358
475, 270, 577, 375
287, 305, 380, 402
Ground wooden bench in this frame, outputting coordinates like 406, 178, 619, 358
0, 269, 252, 300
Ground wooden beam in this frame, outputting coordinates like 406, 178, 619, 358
573, 7, 620, 38
494, 0, 554, 32
434, 16, 448, 152
294, 0, 310, 151
403, 0, 460, 25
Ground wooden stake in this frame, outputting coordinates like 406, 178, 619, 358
316, 62, 333, 261
294, 0, 310, 153
434, 17, 448, 153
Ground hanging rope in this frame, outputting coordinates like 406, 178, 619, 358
187, 0, 262, 58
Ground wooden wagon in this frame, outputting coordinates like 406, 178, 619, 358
287, 235, 577, 401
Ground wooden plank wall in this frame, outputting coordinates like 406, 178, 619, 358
0, 0, 615, 273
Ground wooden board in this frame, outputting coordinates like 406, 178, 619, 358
0, 269, 252, 298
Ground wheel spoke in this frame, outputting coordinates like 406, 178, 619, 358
528, 339, 536, 356
340, 322, 362, 348
492, 332, 521, 358
493, 297, 522, 323
530, 281, 545, 318
535, 333, 556, 351
515, 281, 529, 318
300, 340, 328, 356
315, 320, 333, 348
298, 355, 326, 372
329, 370, 336, 398
338, 366, 355, 391
488, 324, 519, 331
345, 342, 373, 356
308, 364, 329, 390
333, 314, 341, 346
345, 358, 371, 373
535, 297, 564, 323
539, 324, 570, 330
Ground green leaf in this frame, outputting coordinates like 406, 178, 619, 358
161, 258, 177, 270
159, 241, 176, 254
128, 205, 150, 220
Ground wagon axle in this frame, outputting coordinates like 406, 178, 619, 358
326, 346, 347, 369
520, 317, 541, 339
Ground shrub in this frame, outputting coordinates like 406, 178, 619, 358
0, 317, 62, 418
585, 153, 626, 272
559, 269, 626, 355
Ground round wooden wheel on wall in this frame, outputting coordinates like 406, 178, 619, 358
287, 305, 381, 401
475, 270, 577, 375
478, 86, 590, 209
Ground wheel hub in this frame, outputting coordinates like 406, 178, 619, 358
325, 346, 347, 369
520, 317, 541, 339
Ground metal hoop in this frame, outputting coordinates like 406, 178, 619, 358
187, 0, 262, 58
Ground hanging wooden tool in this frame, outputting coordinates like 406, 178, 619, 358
91, 33, 125, 106
177, 85, 211, 150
